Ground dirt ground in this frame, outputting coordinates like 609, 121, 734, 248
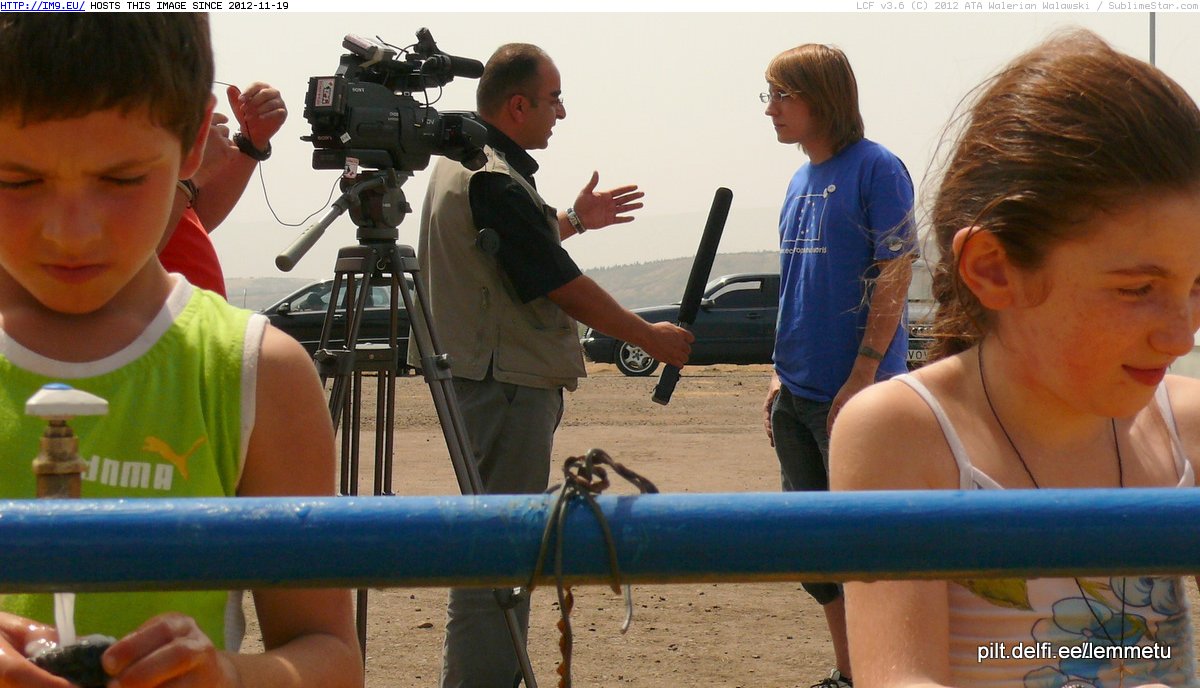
245, 362, 837, 687
243, 362, 1200, 687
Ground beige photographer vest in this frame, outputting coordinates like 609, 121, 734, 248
409, 147, 585, 390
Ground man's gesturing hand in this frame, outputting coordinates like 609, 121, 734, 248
571, 171, 645, 230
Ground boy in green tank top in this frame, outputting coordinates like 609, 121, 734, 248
0, 15, 361, 688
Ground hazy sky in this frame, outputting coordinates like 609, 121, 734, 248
207, 12, 1200, 281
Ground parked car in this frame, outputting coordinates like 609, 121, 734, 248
259, 277, 411, 357
906, 299, 936, 369
581, 272, 936, 376
581, 273, 779, 376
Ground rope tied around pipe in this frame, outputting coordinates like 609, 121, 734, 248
525, 448, 659, 688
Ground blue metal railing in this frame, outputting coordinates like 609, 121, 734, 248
0, 489, 1195, 592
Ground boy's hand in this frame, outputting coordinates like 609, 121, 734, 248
102, 613, 238, 688
0, 613, 69, 687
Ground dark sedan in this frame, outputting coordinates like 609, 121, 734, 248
581, 273, 936, 376
581, 273, 780, 376
259, 278, 411, 358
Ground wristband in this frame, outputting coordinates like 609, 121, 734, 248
857, 345, 885, 361
565, 207, 587, 235
233, 132, 272, 161
176, 179, 198, 208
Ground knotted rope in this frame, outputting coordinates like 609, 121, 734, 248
526, 448, 658, 688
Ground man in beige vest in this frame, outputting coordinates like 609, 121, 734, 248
414, 43, 694, 687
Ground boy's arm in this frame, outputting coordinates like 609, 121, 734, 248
229, 325, 361, 688
102, 326, 359, 688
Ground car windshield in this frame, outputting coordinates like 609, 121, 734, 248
289, 283, 396, 313
908, 300, 935, 324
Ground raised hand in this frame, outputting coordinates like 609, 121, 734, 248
571, 171, 645, 231
226, 82, 288, 152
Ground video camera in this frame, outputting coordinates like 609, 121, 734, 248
302, 29, 488, 173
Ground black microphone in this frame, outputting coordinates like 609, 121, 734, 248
651, 187, 733, 406
423, 54, 484, 80
415, 28, 485, 79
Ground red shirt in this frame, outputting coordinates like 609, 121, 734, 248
159, 208, 227, 298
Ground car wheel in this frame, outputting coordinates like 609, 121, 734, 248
614, 341, 659, 377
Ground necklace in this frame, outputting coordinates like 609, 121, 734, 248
978, 341, 1124, 489
977, 342, 1128, 686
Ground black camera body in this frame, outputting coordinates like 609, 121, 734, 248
302, 30, 487, 174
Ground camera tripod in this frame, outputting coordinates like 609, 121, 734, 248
277, 170, 539, 687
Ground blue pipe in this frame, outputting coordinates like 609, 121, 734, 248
0, 489, 1195, 592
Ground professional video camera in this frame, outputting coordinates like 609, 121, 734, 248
302, 29, 488, 173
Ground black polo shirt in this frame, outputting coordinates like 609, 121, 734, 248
468, 124, 582, 303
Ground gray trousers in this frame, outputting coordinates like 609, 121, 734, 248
441, 374, 564, 688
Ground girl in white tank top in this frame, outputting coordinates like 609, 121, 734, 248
829, 30, 1200, 688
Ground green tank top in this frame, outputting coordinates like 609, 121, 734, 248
0, 280, 264, 649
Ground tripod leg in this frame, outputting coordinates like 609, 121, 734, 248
396, 248, 539, 688
339, 402, 353, 496
382, 330, 397, 496
374, 371, 387, 496
400, 270, 484, 495
313, 247, 395, 659
356, 589, 368, 663
319, 273, 359, 433
351, 372, 364, 495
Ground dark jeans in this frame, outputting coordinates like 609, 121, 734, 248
770, 385, 842, 605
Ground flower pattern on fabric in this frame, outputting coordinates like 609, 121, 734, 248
1015, 577, 1191, 688
956, 578, 1032, 610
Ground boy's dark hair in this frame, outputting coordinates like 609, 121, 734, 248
766, 44, 865, 156
929, 29, 1200, 360
0, 14, 213, 149
476, 43, 551, 118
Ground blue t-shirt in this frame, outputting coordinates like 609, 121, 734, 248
774, 138, 915, 402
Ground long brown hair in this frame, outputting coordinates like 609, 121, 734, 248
766, 43, 865, 156
929, 29, 1200, 360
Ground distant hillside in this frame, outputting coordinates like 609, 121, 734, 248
584, 251, 778, 309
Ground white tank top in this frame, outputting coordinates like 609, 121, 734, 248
896, 374, 1197, 688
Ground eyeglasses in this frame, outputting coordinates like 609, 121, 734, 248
522, 94, 565, 108
759, 90, 798, 104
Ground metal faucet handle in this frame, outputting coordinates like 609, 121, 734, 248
25, 383, 109, 420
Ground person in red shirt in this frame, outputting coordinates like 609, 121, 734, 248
160, 81, 286, 298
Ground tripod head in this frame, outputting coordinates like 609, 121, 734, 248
275, 169, 413, 271
340, 170, 410, 242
